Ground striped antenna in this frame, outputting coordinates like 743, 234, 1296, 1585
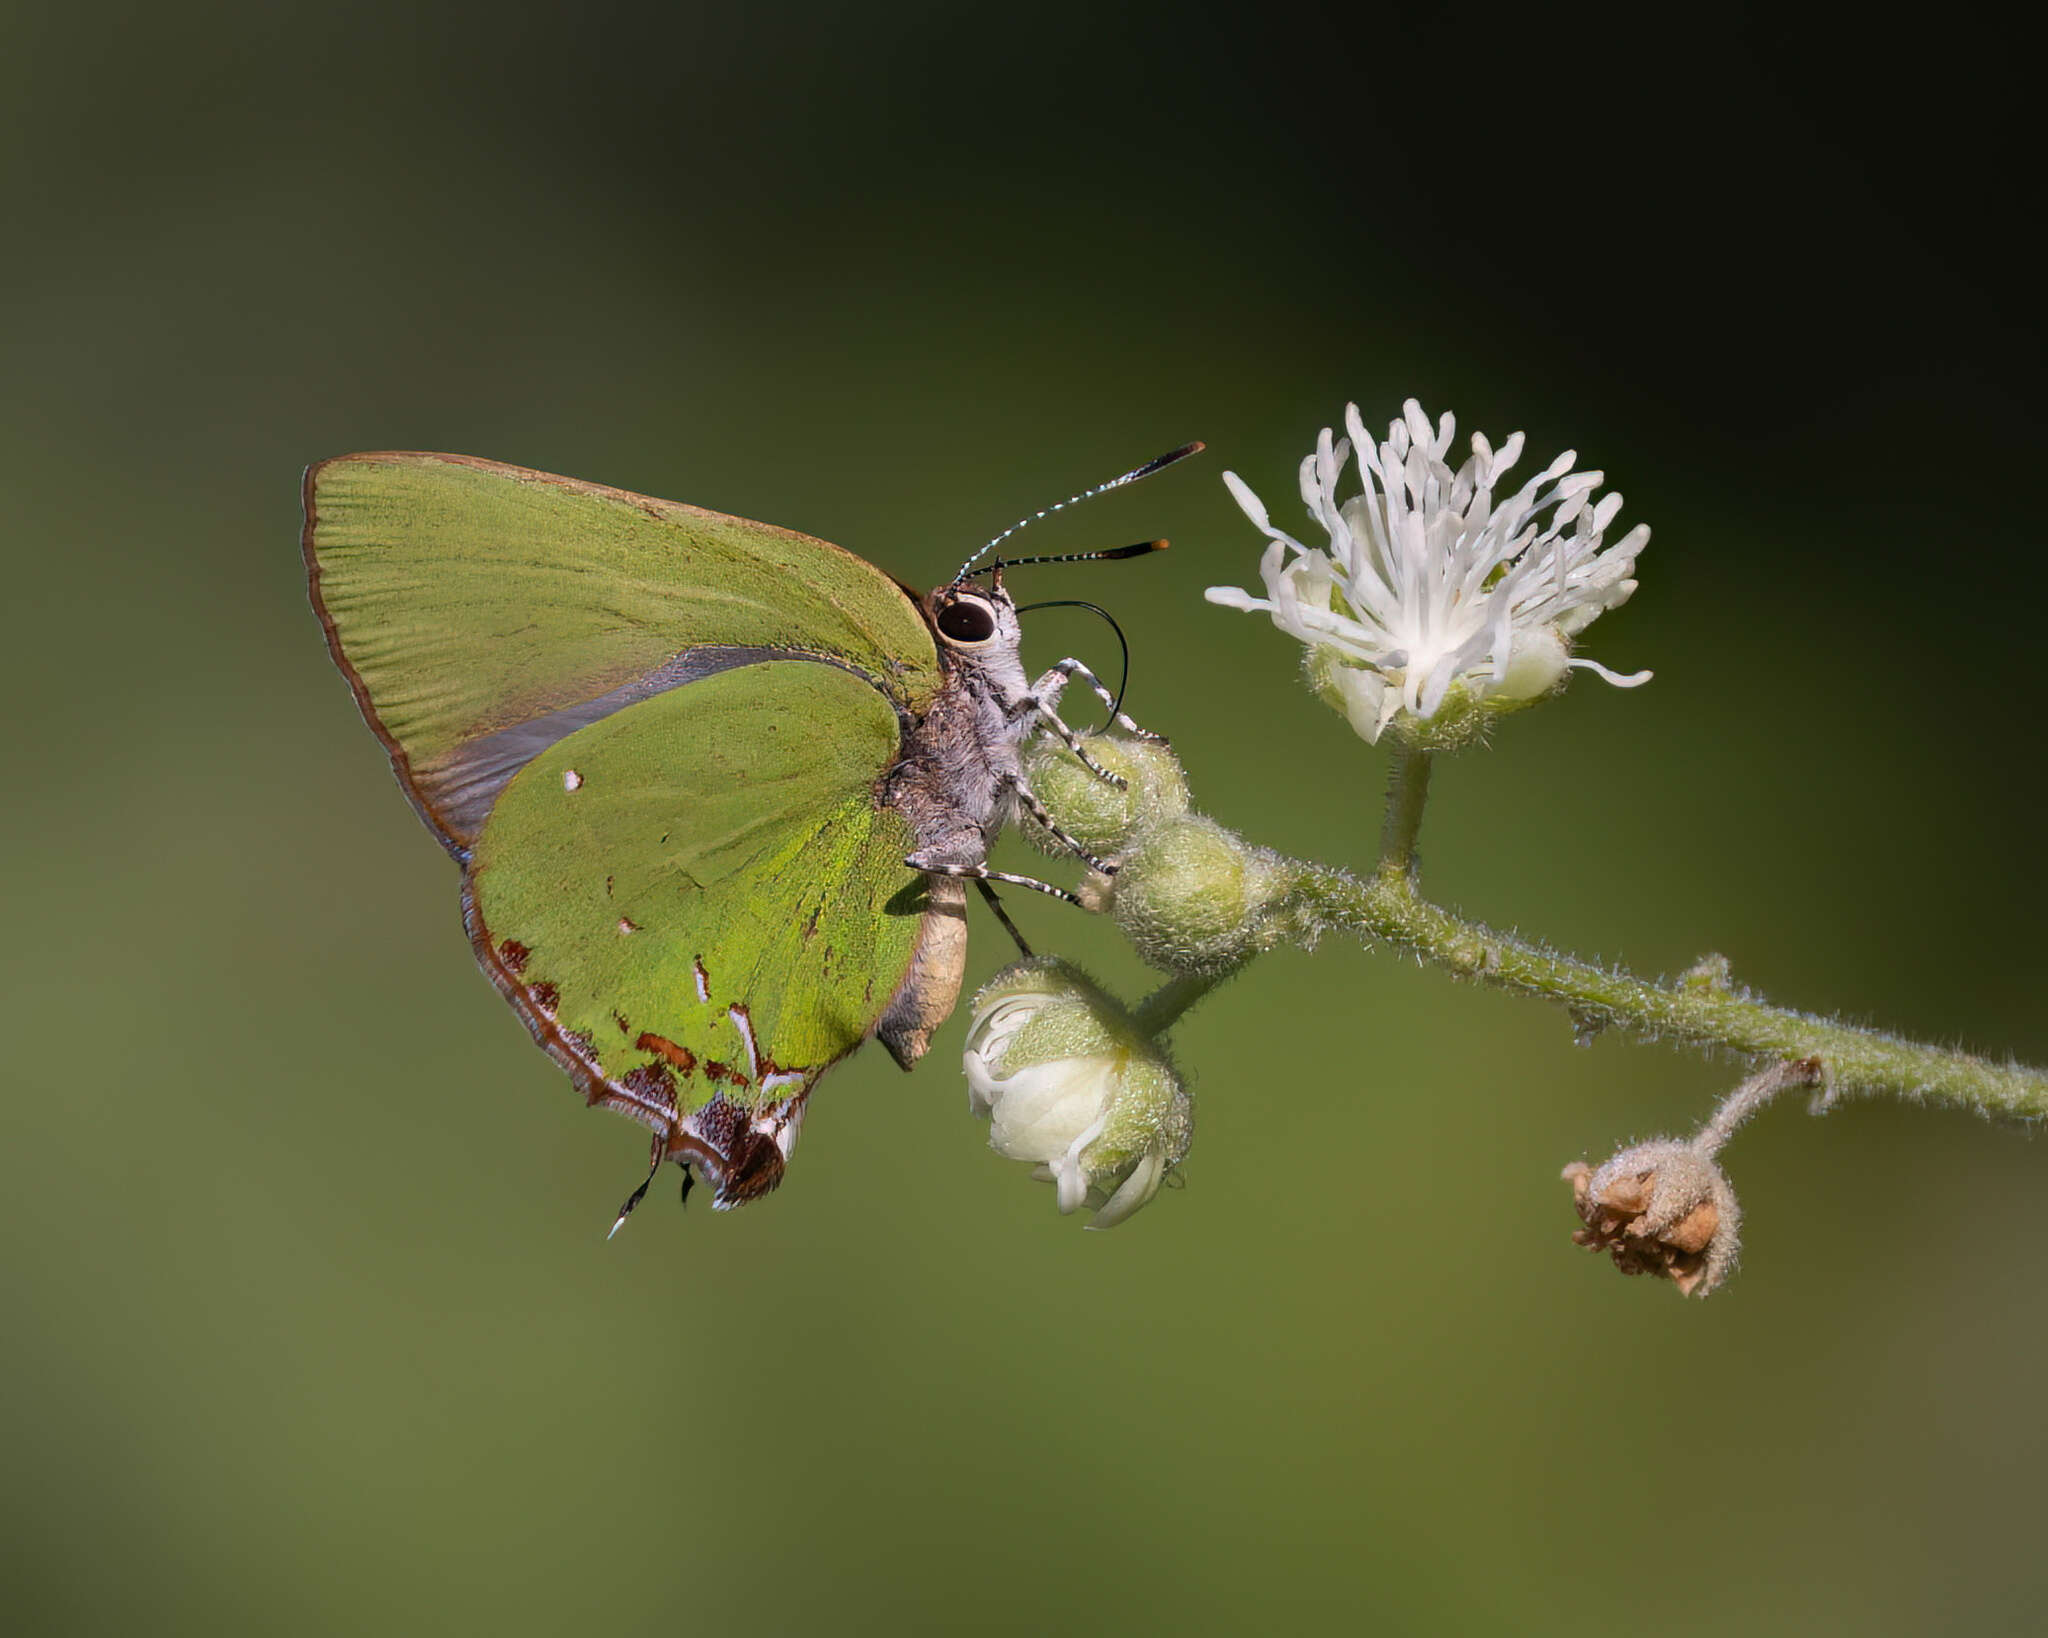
951, 441, 1205, 585
995, 538, 1167, 571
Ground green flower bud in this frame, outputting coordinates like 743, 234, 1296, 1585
1110, 814, 1289, 975
1021, 731, 1190, 858
963, 959, 1193, 1228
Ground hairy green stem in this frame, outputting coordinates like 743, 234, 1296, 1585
1377, 748, 1433, 877
1280, 863, 2048, 1118
1134, 971, 1230, 1036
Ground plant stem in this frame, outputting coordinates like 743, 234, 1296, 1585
1694, 1057, 1823, 1156
1281, 864, 2048, 1118
1377, 748, 1433, 878
1134, 971, 1229, 1036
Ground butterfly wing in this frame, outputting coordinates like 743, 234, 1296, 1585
466, 659, 963, 1206
303, 451, 943, 856
304, 455, 965, 1203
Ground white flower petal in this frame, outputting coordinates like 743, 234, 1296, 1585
1051, 1113, 1109, 1214
1222, 469, 1274, 535
1087, 1145, 1169, 1230
1567, 657, 1654, 687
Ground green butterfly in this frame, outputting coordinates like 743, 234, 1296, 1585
302, 446, 1198, 1224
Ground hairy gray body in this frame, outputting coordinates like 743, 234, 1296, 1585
885, 616, 1036, 870
868, 579, 1148, 1068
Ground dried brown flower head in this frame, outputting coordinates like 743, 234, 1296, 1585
1562, 1139, 1741, 1298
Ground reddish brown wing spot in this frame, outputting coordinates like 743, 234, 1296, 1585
530, 981, 561, 1013
499, 940, 531, 975
635, 1033, 698, 1075
619, 1061, 678, 1115
612, 1010, 632, 1035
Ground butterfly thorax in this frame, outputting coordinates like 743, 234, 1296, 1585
881, 583, 1036, 868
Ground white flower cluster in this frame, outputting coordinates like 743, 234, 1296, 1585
1207, 400, 1651, 743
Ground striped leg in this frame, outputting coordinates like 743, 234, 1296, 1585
1033, 657, 1164, 741
1012, 694, 1126, 788
1004, 771, 1117, 875
910, 859, 1082, 907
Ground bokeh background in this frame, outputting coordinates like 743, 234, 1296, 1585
7, 4, 2045, 1633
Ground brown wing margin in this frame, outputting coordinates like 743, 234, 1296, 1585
460, 868, 962, 1210
301, 458, 450, 852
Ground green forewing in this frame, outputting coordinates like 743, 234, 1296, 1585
305, 452, 942, 851
468, 661, 926, 1117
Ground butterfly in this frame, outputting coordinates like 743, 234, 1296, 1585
301, 444, 1200, 1224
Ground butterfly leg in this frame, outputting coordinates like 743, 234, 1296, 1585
1032, 658, 1165, 742
907, 845, 1084, 908
1011, 695, 1127, 789
1002, 770, 1118, 876
974, 878, 1035, 957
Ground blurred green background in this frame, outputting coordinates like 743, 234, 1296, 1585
6, 3, 2045, 1633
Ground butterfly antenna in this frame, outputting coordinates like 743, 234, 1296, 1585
606, 1150, 664, 1240
951, 441, 1205, 584
1015, 598, 1135, 721
995, 539, 1168, 573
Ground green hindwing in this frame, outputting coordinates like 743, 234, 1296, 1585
466, 662, 935, 1206
304, 452, 943, 855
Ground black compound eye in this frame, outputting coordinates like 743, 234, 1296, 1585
937, 597, 998, 644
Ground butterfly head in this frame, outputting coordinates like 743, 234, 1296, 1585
935, 539, 1166, 664
928, 579, 1023, 658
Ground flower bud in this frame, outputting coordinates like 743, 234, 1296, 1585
963, 959, 1193, 1228
1021, 731, 1190, 858
1561, 1138, 1741, 1298
1109, 815, 1289, 975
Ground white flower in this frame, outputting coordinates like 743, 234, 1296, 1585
963, 960, 1192, 1229
1207, 399, 1652, 744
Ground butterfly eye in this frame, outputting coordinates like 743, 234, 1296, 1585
937, 596, 999, 645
